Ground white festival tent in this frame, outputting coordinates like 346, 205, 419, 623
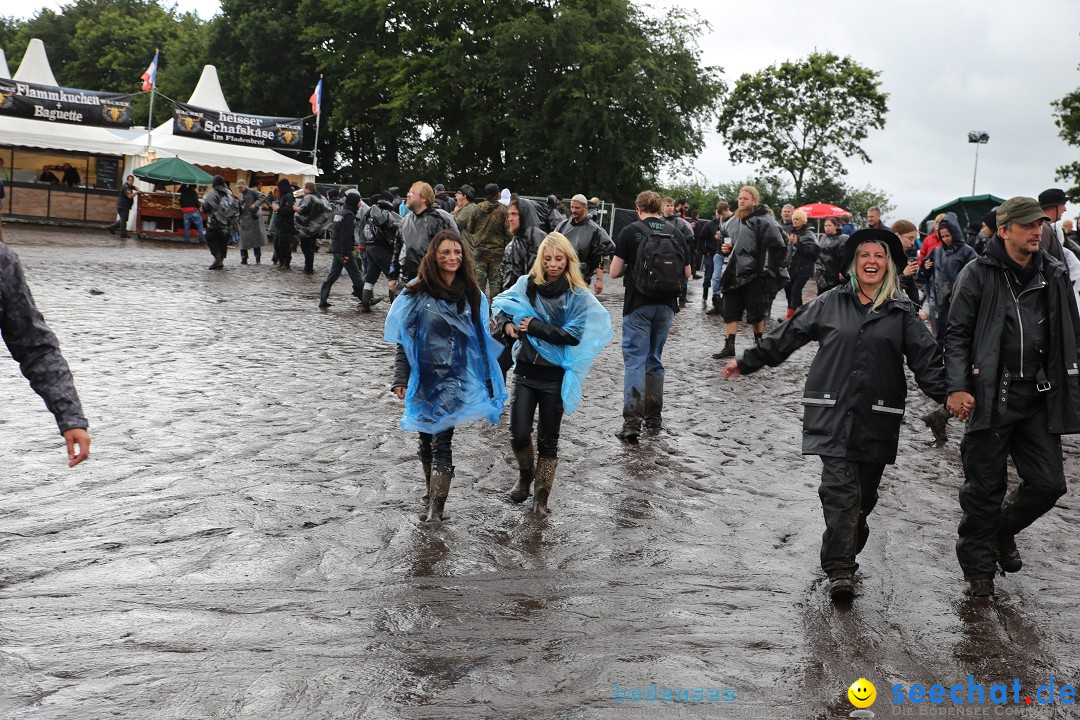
141, 64, 318, 178
1, 39, 318, 229
1, 39, 145, 159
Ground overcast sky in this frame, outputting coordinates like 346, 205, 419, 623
3, 0, 1079, 223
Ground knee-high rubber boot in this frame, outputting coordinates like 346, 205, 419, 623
424, 465, 453, 523
531, 457, 558, 515
510, 444, 534, 503
361, 288, 383, 312
421, 460, 432, 500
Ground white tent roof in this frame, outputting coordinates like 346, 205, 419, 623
12, 38, 58, 86
150, 63, 317, 176
0, 49, 10, 79
185, 65, 230, 112
0, 114, 144, 156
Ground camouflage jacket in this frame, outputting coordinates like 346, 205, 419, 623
466, 200, 511, 260
0, 245, 88, 433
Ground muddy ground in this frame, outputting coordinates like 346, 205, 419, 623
0, 223, 1077, 720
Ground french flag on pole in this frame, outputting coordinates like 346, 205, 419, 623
141, 51, 158, 91
309, 76, 322, 115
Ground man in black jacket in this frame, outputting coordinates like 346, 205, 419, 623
713, 186, 785, 358
946, 196, 1080, 598
318, 190, 365, 309
108, 175, 137, 238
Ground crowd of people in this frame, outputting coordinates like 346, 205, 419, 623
96, 171, 1080, 604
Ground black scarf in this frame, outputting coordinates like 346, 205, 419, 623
427, 275, 470, 314
985, 236, 1039, 289
528, 275, 570, 300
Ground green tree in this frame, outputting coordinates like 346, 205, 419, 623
212, 0, 330, 174
302, 0, 724, 200
1052, 70, 1080, 201
717, 51, 888, 199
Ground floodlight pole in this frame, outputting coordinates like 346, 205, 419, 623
968, 131, 989, 196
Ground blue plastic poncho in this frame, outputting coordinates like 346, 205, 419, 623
492, 275, 613, 414
384, 287, 508, 434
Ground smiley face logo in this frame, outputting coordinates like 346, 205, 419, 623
848, 678, 876, 708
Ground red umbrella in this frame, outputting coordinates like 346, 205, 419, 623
795, 202, 848, 219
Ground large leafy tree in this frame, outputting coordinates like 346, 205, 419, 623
717, 51, 888, 199
303, 0, 724, 201
1052, 70, 1080, 201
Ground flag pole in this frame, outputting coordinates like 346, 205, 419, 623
312, 74, 322, 171
144, 48, 158, 151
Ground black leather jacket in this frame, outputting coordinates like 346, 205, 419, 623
946, 242, 1080, 434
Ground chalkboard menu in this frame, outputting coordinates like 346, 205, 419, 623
95, 156, 120, 190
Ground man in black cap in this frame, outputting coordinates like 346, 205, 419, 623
945, 196, 1080, 598
1038, 188, 1069, 262
434, 183, 455, 214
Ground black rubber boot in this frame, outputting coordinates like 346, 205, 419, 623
828, 574, 854, 603
966, 576, 995, 597
361, 288, 382, 313
701, 285, 709, 302
713, 335, 736, 359
209, 255, 224, 270
706, 295, 722, 316
997, 532, 1022, 573
510, 444, 534, 503
421, 460, 431, 501
423, 465, 453, 524
754, 332, 763, 346
531, 457, 558, 515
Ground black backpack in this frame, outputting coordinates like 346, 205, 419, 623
631, 220, 683, 299
363, 208, 395, 248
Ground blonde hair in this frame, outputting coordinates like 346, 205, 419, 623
411, 181, 435, 208
847, 241, 901, 313
530, 232, 588, 290
792, 210, 807, 223
738, 185, 760, 204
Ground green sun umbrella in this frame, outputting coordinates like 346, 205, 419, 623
133, 156, 215, 186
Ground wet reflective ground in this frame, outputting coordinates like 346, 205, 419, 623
1, 224, 1078, 720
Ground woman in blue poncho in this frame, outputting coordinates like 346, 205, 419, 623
386, 229, 507, 524
493, 232, 613, 514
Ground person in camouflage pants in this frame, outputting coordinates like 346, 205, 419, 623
466, 183, 511, 299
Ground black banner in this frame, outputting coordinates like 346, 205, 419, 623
172, 102, 303, 149
0, 78, 133, 127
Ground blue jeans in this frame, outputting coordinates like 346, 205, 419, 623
182, 210, 205, 243
621, 303, 675, 429
712, 253, 725, 295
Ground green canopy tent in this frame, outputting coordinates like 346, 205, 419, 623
920, 194, 1005, 235
133, 156, 214, 186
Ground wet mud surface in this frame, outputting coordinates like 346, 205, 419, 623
0, 224, 1078, 719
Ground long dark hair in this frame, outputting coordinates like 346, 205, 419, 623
406, 229, 482, 316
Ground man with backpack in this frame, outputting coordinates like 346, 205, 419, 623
608, 190, 691, 442
295, 182, 333, 274
201, 175, 239, 270
360, 190, 402, 310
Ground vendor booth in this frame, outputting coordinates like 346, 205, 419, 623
0, 39, 144, 226
132, 64, 318, 239
0, 39, 319, 236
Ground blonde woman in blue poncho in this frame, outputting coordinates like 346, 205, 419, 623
492, 232, 613, 514
385, 229, 508, 524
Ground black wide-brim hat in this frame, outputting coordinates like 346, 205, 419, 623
842, 228, 908, 277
